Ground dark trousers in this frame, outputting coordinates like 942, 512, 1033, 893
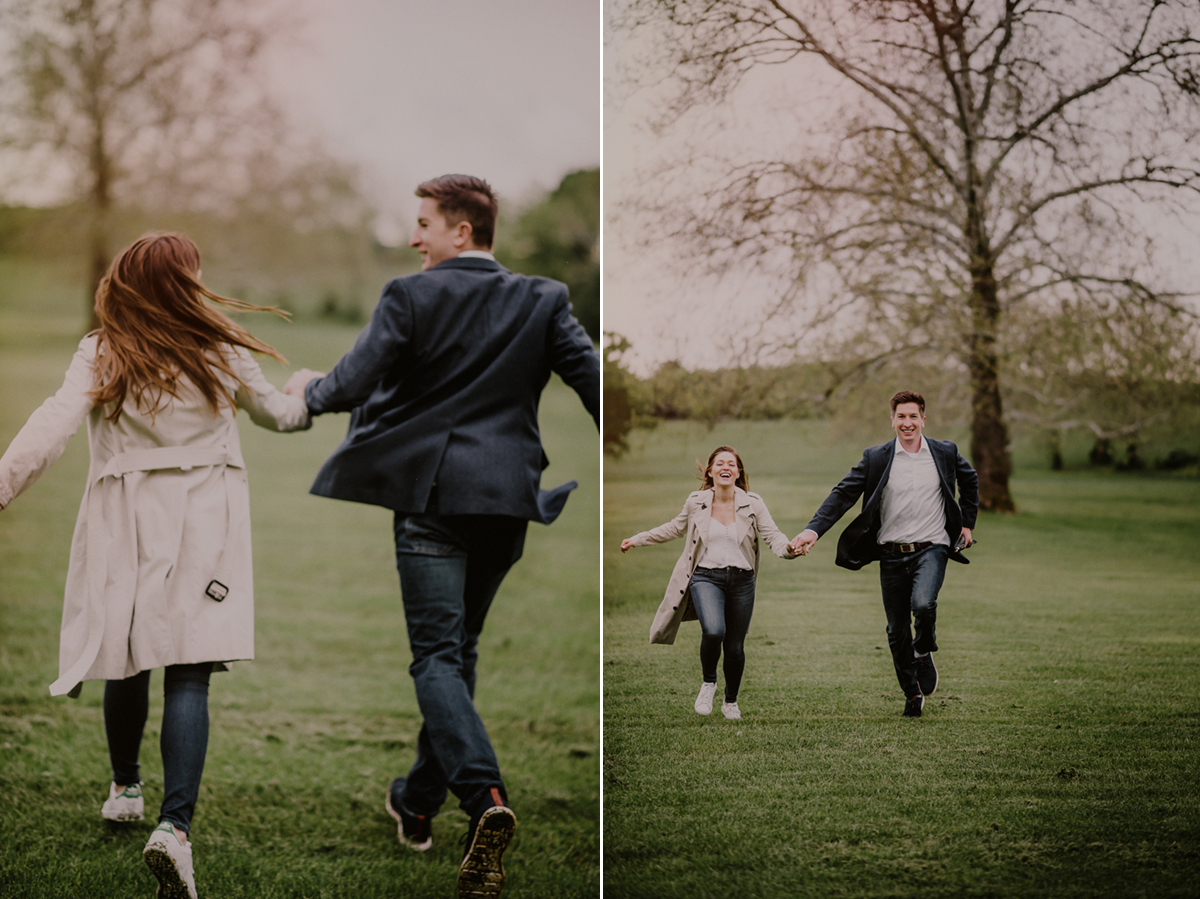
104, 662, 213, 833
392, 511, 528, 818
688, 566, 756, 703
878, 544, 948, 696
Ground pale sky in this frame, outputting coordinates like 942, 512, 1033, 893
603, 20, 833, 374
273, 0, 601, 238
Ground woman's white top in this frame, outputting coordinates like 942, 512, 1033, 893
696, 518, 753, 570
0, 335, 310, 695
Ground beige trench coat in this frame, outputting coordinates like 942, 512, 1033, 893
627, 487, 795, 645
0, 335, 310, 695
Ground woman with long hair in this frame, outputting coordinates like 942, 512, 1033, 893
620, 446, 798, 719
0, 232, 310, 899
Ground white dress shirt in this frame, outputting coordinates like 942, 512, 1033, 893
698, 519, 753, 569
877, 437, 949, 546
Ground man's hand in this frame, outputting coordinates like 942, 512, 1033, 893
285, 369, 325, 397
959, 527, 973, 549
620, 538, 635, 553
790, 529, 818, 556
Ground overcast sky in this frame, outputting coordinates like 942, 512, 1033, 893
273, 0, 600, 240
603, 6, 1200, 375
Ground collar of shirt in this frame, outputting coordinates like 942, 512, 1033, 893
893, 435, 930, 458
458, 250, 496, 261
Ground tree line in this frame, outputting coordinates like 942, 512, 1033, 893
604, 331, 1200, 473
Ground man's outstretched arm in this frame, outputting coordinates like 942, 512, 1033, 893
790, 452, 872, 553
295, 279, 413, 416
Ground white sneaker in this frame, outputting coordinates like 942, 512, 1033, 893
143, 820, 197, 899
694, 682, 718, 715
101, 782, 144, 822
722, 701, 742, 720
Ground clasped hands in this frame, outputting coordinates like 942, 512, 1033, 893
284, 369, 325, 398
789, 530, 818, 556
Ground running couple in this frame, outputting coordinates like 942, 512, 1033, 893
0, 175, 600, 899
621, 391, 979, 720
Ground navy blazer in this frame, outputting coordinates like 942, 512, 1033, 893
804, 437, 979, 570
304, 256, 599, 523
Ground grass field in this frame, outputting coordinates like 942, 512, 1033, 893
0, 303, 600, 897
603, 420, 1200, 898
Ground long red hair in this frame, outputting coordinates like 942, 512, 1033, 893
91, 232, 288, 421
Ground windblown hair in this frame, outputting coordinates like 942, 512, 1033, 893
697, 445, 749, 491
415, 174, 498, 248
889, 390, 926, 415
90, 232, 288, 422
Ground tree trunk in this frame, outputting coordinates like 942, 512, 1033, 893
965, 253, 1016, 512
87, 219, 107, 333
86, 108, 110, 333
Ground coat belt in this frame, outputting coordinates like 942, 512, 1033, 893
50, 447, 240, 697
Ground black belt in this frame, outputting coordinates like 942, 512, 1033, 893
880, 541, 933, 554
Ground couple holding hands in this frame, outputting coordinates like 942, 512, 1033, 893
621, 391, 979, 721
0, 174, 599, 899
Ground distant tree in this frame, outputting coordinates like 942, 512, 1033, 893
498, 168, 599, 340
613, 0, 1200, 511
604, 332, 663, 454
1005, 291, 1200, 464
604, 335, 635, 455
0, 0, 291, 328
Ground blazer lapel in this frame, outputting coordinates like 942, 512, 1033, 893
692, 490, 714, 559
864, 440, 896, 515
733, 488, 752, 546
928, 439, 955, 496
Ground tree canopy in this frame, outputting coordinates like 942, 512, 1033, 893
612, 0, 1200, 510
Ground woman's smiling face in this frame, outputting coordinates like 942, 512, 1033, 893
709, 451, 739, 488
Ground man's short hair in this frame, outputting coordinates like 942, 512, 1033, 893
890, 390, 926, 414
415, 175, 498, 249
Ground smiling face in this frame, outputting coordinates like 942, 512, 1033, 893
891, 402, 926, 450
708, 451, 740, 489
409, 197, 471, 270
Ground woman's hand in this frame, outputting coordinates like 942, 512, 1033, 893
620, 538, 635, 553
284, 369, 325, 397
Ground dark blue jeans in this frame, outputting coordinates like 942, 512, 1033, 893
688, 566, 756, 703
878, 544, 948, 697
393, 511, 527, 818
104, 662, 213, 834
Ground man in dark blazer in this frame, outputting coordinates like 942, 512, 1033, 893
791, 391, 978, 718
285, 175, 599, 897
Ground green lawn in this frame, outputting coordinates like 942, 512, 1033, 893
0, 312, 600, 898
603, 420, 1200, 898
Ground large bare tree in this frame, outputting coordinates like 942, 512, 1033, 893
612, 0, 1200, 511
0, 0, 288, 328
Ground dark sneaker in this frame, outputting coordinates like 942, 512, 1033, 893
385, 776, 433, 851
915, 653, 938, 696
902, 694, 925, 718
458, 788, 516, 898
